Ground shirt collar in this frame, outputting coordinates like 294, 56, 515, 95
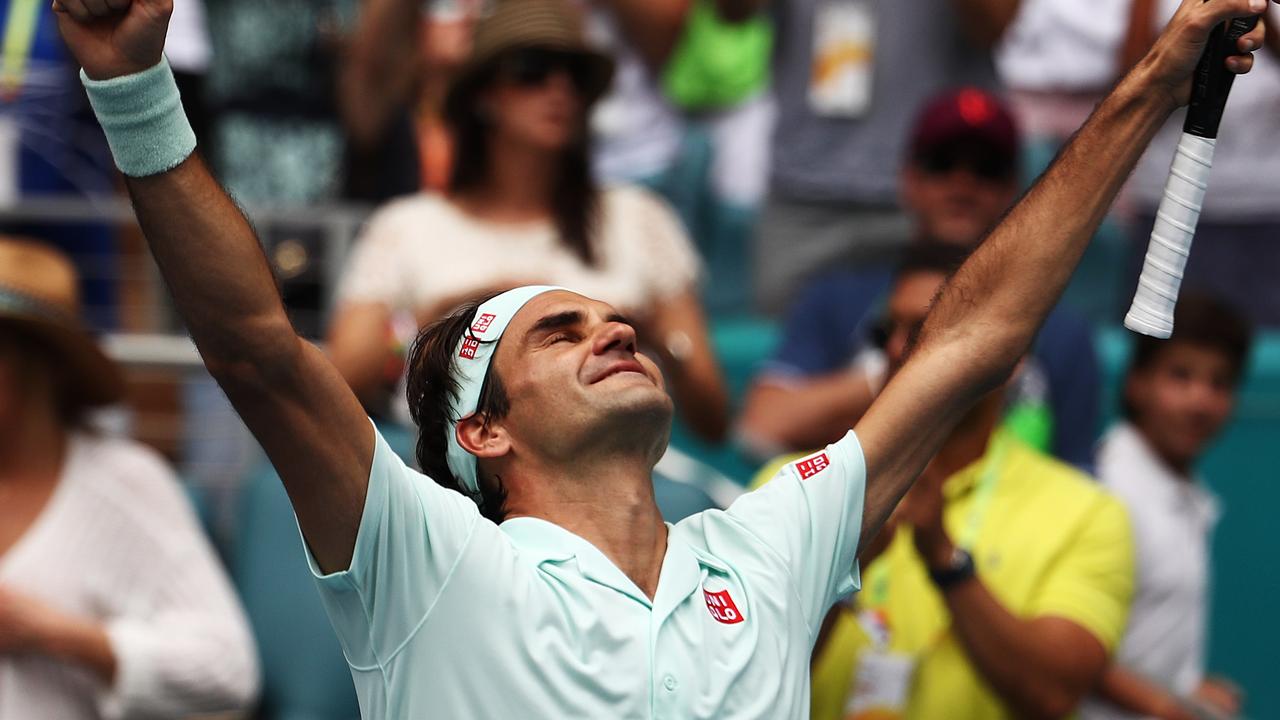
499, 516, 712, 614
1103, 422, 1220, 521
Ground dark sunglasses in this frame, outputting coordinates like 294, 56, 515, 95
869, 315, 926, 350
915, 146, 1015, 182
497, 47, 594, 94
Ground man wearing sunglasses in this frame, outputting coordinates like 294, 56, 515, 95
800, 243, 1134, 720
739, 88, 1101, 471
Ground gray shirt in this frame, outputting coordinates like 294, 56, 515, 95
770, 0, 998, 204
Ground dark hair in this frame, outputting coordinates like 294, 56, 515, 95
405, 294, 513, 523
894, 242, 973, 280
0, 324, 91, 429
1123, 291, 1254, 419
444, 51, 601, 267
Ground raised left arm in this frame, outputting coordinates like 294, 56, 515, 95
854, 0, 1270, 551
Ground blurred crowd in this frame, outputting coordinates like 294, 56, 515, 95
0, 0, 1276, 718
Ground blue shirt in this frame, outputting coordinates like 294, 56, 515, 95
764, 267, 1100, 469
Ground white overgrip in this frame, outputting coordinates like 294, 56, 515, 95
1124, 133, 1216, 338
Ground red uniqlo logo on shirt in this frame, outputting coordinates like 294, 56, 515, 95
459, 337, 481, 359
703, 588, 745, 624
472, 313, 497, 334
795, 452, 831, 480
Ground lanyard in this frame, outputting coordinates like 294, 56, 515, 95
1, 0, 41, 97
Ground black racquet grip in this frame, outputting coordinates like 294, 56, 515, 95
1185, 14, 1261, 138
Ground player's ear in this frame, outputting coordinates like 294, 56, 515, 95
457, 413, 511, 460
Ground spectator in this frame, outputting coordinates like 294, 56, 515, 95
803, 246, 1133, 720
756, 0, 1002, 312
1084, 294, 1254, 720
658, 0, 775, 314
0, 238, 258, 719
1127, 2, 1280, 327
340, 0, 481, 202
327, 0, 731, 443
993, 0, 1139, 150
0, 0, 117, 329
739, 90, 1100, 469
578, 0, 688, 193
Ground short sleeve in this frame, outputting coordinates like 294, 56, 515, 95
723, 431, 866, 631
336, 205, 414, 308
304, 424, 481, 665
622, 187, 703, 303
1027, 494, 1135, 651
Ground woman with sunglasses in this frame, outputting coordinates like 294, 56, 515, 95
328, 0, 729, 442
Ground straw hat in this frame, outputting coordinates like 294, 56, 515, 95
0, 237, 124, 407
444, 0, 615, 121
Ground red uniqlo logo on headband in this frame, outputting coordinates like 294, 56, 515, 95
704, 588, 745, 624
459, 337, 481, 359
472, 313, 496, 334
795, 452, 830, 480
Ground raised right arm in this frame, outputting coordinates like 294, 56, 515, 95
56, 0, 373, 574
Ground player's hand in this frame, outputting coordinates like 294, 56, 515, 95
53, 0, 173, 81
1144, 0, 1272, 106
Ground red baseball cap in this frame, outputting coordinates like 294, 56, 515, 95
908, 87, 1021, 173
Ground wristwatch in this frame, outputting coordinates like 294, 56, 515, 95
928, 547, 976, 590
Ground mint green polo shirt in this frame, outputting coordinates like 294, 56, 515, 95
305, 425, 865, 718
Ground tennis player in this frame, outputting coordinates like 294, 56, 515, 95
54, 0, 1269, 716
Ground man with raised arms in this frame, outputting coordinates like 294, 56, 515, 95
52, 0, 1270, 716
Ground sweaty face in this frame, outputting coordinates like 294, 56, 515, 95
1127, 342, 1238, 470
883, 270, 947, 374
487, 291, 674, 465
483, 49, 586, 152
902, 146, 1018, 247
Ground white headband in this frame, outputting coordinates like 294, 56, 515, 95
446, 285, 565, 501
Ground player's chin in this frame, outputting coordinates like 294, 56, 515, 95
599, 384, 674, 420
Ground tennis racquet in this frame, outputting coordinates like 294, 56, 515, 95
1124, 11, 1260, 338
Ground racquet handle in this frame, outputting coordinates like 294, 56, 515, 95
1124, 12, 1257, 338
1124, 133, 1216, 339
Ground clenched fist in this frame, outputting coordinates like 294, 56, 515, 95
53, 0, 173, 80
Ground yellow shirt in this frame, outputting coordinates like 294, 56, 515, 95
804, 435, 1135, 720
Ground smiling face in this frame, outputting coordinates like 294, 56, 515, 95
1126, 341, 1238, 472
901, 143, 1018, 248
479, 291, 674, 473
